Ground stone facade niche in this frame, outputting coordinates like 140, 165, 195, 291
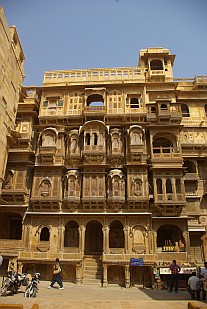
63, 170, 81, 210
80, 120, 107, 164
38, 128, 58, 164
131, 225, 148, 254
65, 130, 80, 167
107, 169, 125, 211
128, 125, 146, 163
108, 128, 124, 166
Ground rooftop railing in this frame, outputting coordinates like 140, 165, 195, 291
43, 67, 145, 84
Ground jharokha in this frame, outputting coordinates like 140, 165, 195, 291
1, 7, 207, 288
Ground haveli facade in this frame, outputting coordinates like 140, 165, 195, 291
0, 33, 207, 286
0, 8, 25, 196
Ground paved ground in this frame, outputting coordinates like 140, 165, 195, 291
0, 280, 207, 309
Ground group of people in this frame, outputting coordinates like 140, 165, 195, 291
168, 259, 207, 300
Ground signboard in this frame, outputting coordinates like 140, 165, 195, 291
130, 258, 144, 266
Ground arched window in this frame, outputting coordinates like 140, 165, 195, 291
166, 179, 172, 193
130, 98, 139, 108
183, 160, 196, 173
92, 133, 98, 145
40, 227, 50, 241
87, 94, 104, 107
64, 220, 79, 247
205, 104, 207, 117
176, 179, 181, 194
109, 220, 124, 248
150, 60, 163, 70
85, 133, 90, 145
156, 179, 163, 194
160, 103, 167, 111
151, 106, 156, 113
181, 104, 190, 117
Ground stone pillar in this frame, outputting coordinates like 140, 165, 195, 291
124, 225, 129, 253
171, 177, 176, 200
103, 264, 108, 287
144, 229, 149, 254
183, 230, 190, 257
152, 230, 157, 254
79, 225, 86, 255
57, 225, 64, 252
102, 225, 110, 253
148, 229, 153, 254
201, 229, 207, 262
76, 264, 82, 285
125, 264, 130, 288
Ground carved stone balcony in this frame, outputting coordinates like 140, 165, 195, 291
39, 146, 57, 164
82, 193, 106, 211
152, 147, 182, 163
127, 196, 150, 212
83, 106, 106, 117
107, 195, 125, 212
1, 187, 30, 204
154, 193, 186, 216
63, 192, 80, 211
82, 145, 106, 164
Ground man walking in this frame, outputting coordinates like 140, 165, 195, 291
168, 259, 181, 293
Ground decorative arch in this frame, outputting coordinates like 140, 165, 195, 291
40, 177, 52, 197
183, 160, 196, 173
109, 220, 124, 248
39, 127, 58, 147
157, 224, 185, 252
85, 220, 103, 254
40, 226, 50, 241
181, 104, 190, 117
64, 220, 79, 247
150, 59, 163, 70
132, 224, 147, 254
129, 126, 144, 145
87, 94, 104, 106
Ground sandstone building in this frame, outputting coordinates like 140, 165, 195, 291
0, 41, 207, 287
0, 8, 25, 196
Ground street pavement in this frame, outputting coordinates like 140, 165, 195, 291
0, 279, 207, 309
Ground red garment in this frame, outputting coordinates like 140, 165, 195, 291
169, 263, 181, 274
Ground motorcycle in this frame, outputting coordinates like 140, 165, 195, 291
24, 272, 40, 298
0, 271, 27, 296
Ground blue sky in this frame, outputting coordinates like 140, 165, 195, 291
1, 0, 206, 86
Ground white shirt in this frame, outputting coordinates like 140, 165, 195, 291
188, 276, 200, 290
201, 267, 207, 280
0, 255, 3, 266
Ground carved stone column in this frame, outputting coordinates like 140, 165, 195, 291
57, 225, 64, 252
79, 225, 86, 255
201, 229, 207, 261
103, 264, 108, 287
183, 230, 190, 257
148, 229, 153, 254
152, 230, 157, 254
102, 225, 109, 253
76, 264, 82, 285
124, 225, 129, 253
125, 264, 130, 288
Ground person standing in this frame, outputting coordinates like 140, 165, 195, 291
199, 261, 207, 300
48, 258, 64, 290
0, 253, 3, 266
186, 271, 201, 300
168, 259, 181, 293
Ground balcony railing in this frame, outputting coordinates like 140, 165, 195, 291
152, 147, 181, 159
83, 145, 105, 152
43, 67, 145, 85
84, 106, 106, 113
